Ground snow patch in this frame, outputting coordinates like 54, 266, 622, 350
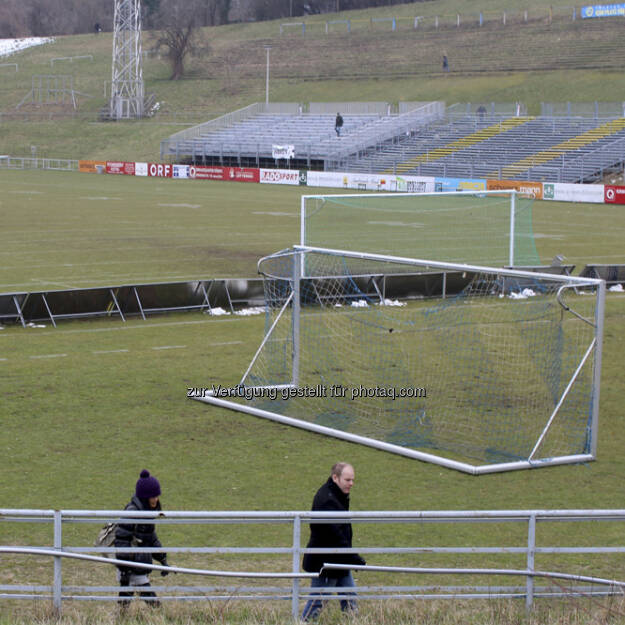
609, 283, 624, 292
0, 38, 54, 58
235, 307, 266, 316
351, 299, 369, 307
379, 299, 406, 307
508, 288, 536, 300
207, 307, 230, 316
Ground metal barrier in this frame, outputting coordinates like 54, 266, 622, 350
0, 156, 78, 171
0, 278, 266, 327
1, 509, 625, 618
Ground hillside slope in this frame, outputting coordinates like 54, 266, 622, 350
0, 1, 623, 161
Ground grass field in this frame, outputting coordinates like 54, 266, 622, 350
2, 0, 625, 617
1, 170, 625, 623
2, 170, 625, 293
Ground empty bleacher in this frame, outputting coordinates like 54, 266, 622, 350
160, 101, 445, 169
339, 105, 625, 182
161, 102, 625, 183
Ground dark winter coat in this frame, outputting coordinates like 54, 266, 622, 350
114, 495, 167, 574
302, 477, 365, 577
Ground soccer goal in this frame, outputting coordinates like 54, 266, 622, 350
196, 246, 605, 474
301, 190, 539, 268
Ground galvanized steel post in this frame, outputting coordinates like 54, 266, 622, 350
53, 510, 62, 614
291, 515, 302, 620
526, 513, 536, 611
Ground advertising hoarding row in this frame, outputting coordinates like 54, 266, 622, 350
581, 3, 625, 18
81, 160, 621, 205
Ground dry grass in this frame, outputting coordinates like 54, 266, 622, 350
4, 595, 625, 625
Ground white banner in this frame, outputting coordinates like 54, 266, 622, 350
173, 164, 189, 179
272, 145, 295, 160
135, 162, 148, 177
306, 171, 350, 188
260, 168, 300, 185
396, 175, 436, 193
543, 182, 604, 203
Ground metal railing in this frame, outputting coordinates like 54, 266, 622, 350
0, 156, 78, 171
2, 509, 625, 619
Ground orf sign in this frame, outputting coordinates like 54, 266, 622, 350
148, 163, 173, 178
605, 185, 625, 204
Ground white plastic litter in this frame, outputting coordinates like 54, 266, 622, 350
351, 300, 369, 307
207, 307, 230, 316
26, 322, 46, 328
609, 284, 624, 292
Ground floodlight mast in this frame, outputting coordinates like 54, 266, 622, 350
110, 0, 144, 119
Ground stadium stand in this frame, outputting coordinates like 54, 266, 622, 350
161, 102, 625, 182
160, 101, 445, 170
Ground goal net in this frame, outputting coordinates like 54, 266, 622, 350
301, 190, 539, 267
197, 247, 604, 474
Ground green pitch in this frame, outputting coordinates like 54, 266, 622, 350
2, 170, 625, 293
1, 171, 625, 617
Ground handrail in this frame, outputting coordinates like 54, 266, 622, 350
2, 508, 625, 618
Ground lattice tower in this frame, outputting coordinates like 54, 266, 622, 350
110, 0, 144, 119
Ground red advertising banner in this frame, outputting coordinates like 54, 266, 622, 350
188, 165, 259, 183
226, 167, 260, 183
604, 185, 625, 204
147, 162, 173, 178
106, 161, 135, 175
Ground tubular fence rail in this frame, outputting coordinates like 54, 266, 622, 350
2, 509, 625, 619
279, 5, 585, 36
0, 156, 78, 171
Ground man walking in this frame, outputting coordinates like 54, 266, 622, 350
301, 462, 366, 621
335, 112, 344, 136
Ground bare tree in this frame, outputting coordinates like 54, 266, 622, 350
0, 0, 29, 37
151, 0, 209, 80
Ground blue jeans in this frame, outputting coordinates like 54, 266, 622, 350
301, 571, 356, 621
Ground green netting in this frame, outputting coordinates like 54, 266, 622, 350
303, 192, 540, 267
233, 249, 599, 469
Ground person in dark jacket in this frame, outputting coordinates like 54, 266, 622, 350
301, 462, 366, 621
335, 113, 344, 136
115, 469, 170, 609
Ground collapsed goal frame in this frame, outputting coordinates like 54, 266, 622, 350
196, 245, 605, 475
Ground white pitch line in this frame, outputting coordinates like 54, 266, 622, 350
0, 316, 261, 339
29, 353, 67, 359
152, 345, 187, 350
92, 349, 130, 354
35, 280, 79, 289
210, 341, 244, 346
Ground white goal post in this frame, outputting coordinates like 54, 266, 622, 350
300, 190, 538, 268
195, 245, 605, 475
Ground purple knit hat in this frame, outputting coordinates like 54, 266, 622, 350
135, 469, 161, 499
